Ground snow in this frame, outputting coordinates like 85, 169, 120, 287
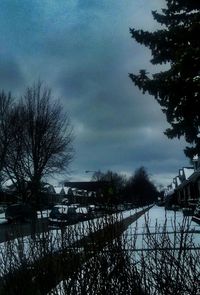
37, 210, 51, 218
193, 75, 200, 81
1, 205, 200, 281
1, 179, 14, 189
0, 208, 139, 272
50, 206, 200, 294
0, 213, 6, 224
176, 175, 181, 186
53, 186, 62, 194
76, 207, 88, 214
183, 167, 194, 180
62, 187, 70, 194
123, 206, 200, 250
179, 169, 183, 176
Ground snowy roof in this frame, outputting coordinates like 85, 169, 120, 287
62, 187, 70, 194
179, 169, 183, 176
1, 179, 16, 190
183, 167, 194, 180
164, 182, 176, 196
177, 176, 181, 186
193, 154, 199, 161
2, 179, 13, 188
173, 176, 181, 187
53, 186, 63, 194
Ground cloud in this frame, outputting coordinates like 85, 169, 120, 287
0, 0, 189, 187
0, 56, 26, 94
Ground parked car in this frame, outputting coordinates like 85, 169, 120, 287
5, 203, 37, 223
49, 204, 78, 225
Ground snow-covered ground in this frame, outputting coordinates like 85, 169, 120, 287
0, 205, 149, 225
0, 212, 7, 224
0, 208, 139, 273
1, 205, 199, 247
2, 206, 199, 274
50, 206, 200, 294
2, 205, 200, 293
124, 206, 200, 250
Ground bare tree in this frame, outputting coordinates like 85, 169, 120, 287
92, 170, 127, 204
5, 82, 74, 206
4, 104, 29, 198
0, 91, 14, 187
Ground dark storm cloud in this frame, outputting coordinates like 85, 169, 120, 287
0, 56, 26, 93
43, 0, 187, 185
0, 0, 188, 186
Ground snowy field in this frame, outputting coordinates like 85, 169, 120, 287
124, 206, 200, 250
2, 205, 200, 294
1, 205, 199, 248
1, 205, 199, 273
49, 206, 200, 294
0, 207, 142, 275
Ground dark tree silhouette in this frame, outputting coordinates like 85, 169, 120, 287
4, 103, 28, 197
0, 92, 14, 187
129, 0, 200, 159
126, 167, 158, 205
92, 170, 127, 204
92, 170, 126, 193
5, 82, 74, 206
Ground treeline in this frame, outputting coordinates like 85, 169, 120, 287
92, 167, 159, 206
0, 81, 74, 207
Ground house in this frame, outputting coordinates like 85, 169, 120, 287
186, 169, 200, 208
166, 154, 200, 210
175, 167, 194, 207
60, 187, 71, 195
42, 183, 55, 194
164, 182, 177, 208
53, 186, 63, 195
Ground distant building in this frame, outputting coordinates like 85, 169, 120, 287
165, 155, 200, 209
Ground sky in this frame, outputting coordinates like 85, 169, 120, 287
0, 0, 190, 187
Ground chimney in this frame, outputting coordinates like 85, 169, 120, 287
193, 155, 199, 171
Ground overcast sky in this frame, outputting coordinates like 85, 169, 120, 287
0, 0, 189, 187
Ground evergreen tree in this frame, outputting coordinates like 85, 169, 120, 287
125, 167, 158, 205
129, 0, 200, 159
